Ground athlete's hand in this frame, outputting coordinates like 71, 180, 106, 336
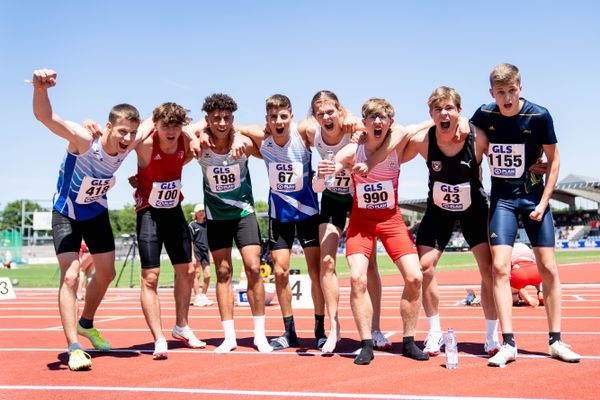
342, 115, 360, 134
230, 132, 247, 159
454, 117, 470, 142
352, 162, 369, 176
32, 69, 57, 90
529, 157, 547, 175
529, 204, 545, 222
317, 159, 335, 179
128, 174, 139, 189
83, 119, 103, 139
197, 127, 214, 150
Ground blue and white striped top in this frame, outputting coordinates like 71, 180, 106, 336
53, 139, 128, 220
260, 123, 319, 222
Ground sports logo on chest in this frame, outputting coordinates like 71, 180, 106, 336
177, 151, 184, 159
388, 160, 397, 170
432, 161, 442, 172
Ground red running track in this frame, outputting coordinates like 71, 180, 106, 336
0, 261, 598, 400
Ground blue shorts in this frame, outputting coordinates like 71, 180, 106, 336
489, 190, 555, 247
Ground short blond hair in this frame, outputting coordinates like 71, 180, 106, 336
361, 98, 395, 119
427, 86, 461, 111
265, 94, 292, 113
489, 63, 521, 87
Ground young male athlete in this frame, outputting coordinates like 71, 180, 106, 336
196, 93, 271, 353
189, 203, 212, 307
472, 63, 580, 366
258, 94, 325, 350
308, 90, 428, 353
398, 87, 500, 356
32, 68, 140, 371
331, 98, 429, 365
132, 102, 205, 360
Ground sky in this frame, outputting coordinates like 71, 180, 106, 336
1, 0, 599, 212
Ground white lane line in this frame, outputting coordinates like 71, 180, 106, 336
0, 385, 562, 400
573, 295, 586, 301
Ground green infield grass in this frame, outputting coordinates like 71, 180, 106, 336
2, 249, 598, 289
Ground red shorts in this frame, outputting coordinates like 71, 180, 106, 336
346, 207, 416, 261
510, 260, 542, 290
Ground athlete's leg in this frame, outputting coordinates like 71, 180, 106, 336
318, 222, 342, 352
418, 245, 443, 318
367, 252, 382, 331
472, 243, 497, 321
394, 253, 423, 338
192, 260, 201, 297
211, 248, 237, 353
533, 247, 561, 332
201, 262, 211, 295
57, 252, 82, 346
80, 250, 116, 321
140, 267, 164, 342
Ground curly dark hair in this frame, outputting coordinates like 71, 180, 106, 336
202, 93, 238, 113
152, 102, 191, 125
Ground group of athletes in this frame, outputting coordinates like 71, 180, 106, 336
31, 62, 580, 371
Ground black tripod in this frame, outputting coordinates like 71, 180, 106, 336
115, 235, 137, 288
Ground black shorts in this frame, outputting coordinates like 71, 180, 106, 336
318, 194, 352, 231
269, 214, 320, 250
136, 205, 191, 268
206, 214, 261, 251
193, 247, 210, 265
52, 209, 115, 255
416, 200, 488, 251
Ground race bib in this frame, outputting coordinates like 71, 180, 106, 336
207, 164, 241, 193
432, 181, 472, 211
148, 179, 182, 209
356, 180, 395, 209
488, 143, 525, 178
328, 168, 352, 194
269, 162, 303, 192
75, 176, 115, 204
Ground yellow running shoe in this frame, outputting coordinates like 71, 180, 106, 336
77, 323, 112, 350
68, 349, 92, 371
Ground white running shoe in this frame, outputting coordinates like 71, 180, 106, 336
193, 294, 213, 307
423, 332, 444, 356
484, 339, 501, 356
172, 325, 206, 348
488, 343, 517, 367
153, 338, 168, 360
549, 341, 580, 363
372, 330, 392, 350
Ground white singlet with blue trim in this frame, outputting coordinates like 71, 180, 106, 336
313, 125, 354, 196
53, 139, 128, 221
260, 123, 319, 222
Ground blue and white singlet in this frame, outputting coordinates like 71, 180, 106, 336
260, 123, 319, 222
53, 139, 127, 220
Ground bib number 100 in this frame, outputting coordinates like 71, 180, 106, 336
155, 188, 178, 200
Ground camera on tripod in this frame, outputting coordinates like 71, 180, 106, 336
115, 234, 138, 288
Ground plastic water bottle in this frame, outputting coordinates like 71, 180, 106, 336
324, 150, 335, 187
445, 328, 458, 369
222, 152, 235, 166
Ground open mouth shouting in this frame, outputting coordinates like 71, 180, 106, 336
275, 127, 285, 134
373, 128, 383, 138
323, 122, 335, 131
440, 121, 451, 130
118, 141, 129, 151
